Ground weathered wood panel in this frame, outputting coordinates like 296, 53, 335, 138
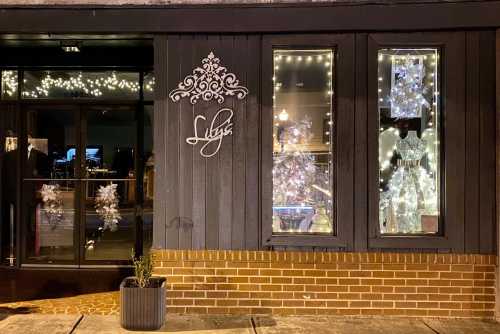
465, 31, 481, 253
445, 32, 467, 253
178, 35, 195, 250
478, 30, 497, 254
152, 36, 168, 249
244, 36, 262, 250
153, 34, 261, 250
191, 35, 209, 250
354, 33, 369, 252
495, 28, 500, 319
165, 35, 181, 250
464, 30, 497, 255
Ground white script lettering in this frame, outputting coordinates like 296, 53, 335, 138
186, 108, 234, 158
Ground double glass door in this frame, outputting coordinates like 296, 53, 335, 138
22, 104, 142, 266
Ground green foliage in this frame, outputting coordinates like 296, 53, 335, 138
131, 250, 153, 288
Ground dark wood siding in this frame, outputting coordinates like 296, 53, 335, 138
153, 35, 261, 250
153, 31, 496, 254
451, 30, 496, 255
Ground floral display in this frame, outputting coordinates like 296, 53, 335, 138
95, 183, 121, 232
40, 184, 64, 229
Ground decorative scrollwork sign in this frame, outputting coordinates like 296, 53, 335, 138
169, 52, 249, 105
169, 51, 249, 158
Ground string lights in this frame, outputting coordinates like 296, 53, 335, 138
378, 49, 440, 234
272, 50, 333, 234
1, 71, 18, 97
1, 71, 155, 99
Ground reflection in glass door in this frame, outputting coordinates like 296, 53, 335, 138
23, 107, 79, 264
82, 106, 137, 262
22, 104, 142, 266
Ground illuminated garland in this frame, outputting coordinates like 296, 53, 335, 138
1, 71, 155, 98
1, 71, 17, 97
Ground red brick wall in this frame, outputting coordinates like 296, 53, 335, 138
152, 250, 497, 318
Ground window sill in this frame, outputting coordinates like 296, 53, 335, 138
264, 234, 348, 248
368, 235, 452, 249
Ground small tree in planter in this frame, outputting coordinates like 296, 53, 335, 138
120, 252, 166, 330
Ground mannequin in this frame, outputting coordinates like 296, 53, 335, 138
381, 131, 438, 233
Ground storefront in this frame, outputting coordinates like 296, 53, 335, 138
0, 1, 498, 319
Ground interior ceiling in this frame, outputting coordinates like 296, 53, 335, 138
0, 34, 153, 47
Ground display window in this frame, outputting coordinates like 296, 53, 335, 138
377, 48, 440, 235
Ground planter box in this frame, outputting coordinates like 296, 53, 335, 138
120, 276, 166, 331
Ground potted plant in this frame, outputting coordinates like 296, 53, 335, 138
120, 252, 166, 330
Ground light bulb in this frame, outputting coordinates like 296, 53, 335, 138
278, 109, 289, 121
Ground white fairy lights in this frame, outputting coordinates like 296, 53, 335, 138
378, 49, 440, 235
1, 71, 155, 99
272, 50, 333, 235
1, 71, 18, 97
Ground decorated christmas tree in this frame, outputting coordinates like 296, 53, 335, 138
273, 117, 332, 233
273, 118, 318, 206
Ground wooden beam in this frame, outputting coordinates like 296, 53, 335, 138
1, 2, 500, 33
495, 28, 500, 321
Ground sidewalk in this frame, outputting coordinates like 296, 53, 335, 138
1, 313, 500, 334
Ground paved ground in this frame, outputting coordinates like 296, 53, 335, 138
0, 314, 500, 334
0, 291, 120, 315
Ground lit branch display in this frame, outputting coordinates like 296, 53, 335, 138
378, 49, 440, 234
389, 56, 429, 119
95, 183, 121, 232
40, 184, 64, 229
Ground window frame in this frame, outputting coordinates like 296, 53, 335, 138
367, 32, 465, 251
261, 34, 355, 249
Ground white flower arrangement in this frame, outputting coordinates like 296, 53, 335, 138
40, 184, 64, 228
95, 183, 121, 232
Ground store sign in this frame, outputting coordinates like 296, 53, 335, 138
169, 52, 249, 158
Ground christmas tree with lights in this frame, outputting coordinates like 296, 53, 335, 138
273, 118, 318, 206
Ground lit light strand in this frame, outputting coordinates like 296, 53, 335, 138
1, 71, 155, 98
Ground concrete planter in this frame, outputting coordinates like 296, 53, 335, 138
120, 276, 166, 331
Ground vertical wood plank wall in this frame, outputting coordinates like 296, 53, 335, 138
154, 35, 261, 250
463, 30, 496, 254
495, 29, 500, 320
153, 32, 496, 254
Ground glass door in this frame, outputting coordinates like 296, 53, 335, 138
22, 103, 141, 266
22, 105, 80, 265
81, 105, 138, 264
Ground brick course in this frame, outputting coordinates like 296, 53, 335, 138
152, 250, 497, 318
